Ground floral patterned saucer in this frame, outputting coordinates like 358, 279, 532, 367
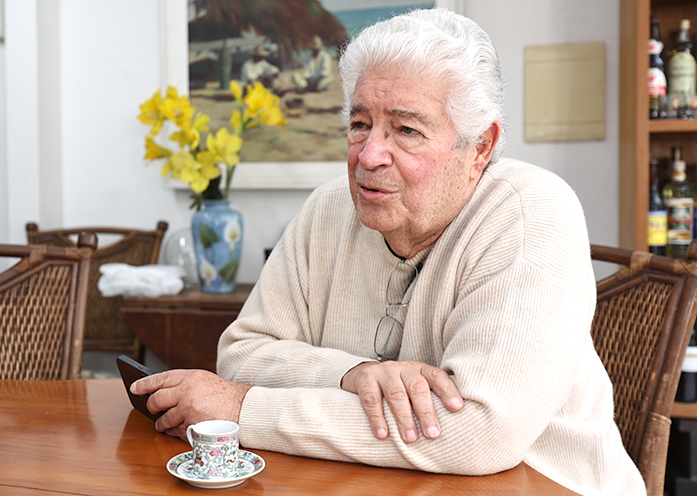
167, 449, 265, 489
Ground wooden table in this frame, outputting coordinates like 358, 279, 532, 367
121, 286, 253, 371
0, 379, 579, 495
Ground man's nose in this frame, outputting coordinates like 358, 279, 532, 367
358, 129, 393, 170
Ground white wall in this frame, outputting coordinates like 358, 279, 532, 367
0, 0, 619, 282
463, 0, 619, 248
1, 0, 311, 281
4, 0, 40, 248
0, 36, 6, 245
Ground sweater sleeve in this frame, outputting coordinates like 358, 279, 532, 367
217, 179, 371, 390
234, 257, 595, 476
226, 187, 593, 475
219, 165, 605, 480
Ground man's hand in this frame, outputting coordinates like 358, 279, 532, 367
341, 361, 464, 444
131, 369, 251, 439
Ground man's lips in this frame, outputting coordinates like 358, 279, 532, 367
357, 183, 395, 201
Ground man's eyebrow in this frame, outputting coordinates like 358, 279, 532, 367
388, 108, 431, 124
349, 105, 431, 125
349, 104, 368, 116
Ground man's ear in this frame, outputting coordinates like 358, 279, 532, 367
471, 120, 502, 174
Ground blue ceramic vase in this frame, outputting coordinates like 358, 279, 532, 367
191, 200, 244, 293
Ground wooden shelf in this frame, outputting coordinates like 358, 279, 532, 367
649, 119, 697, 132
620, 0, 697, 251
672, 400, 697, 418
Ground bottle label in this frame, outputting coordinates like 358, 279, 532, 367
666, 198, 694, 244
648, 210, 668, 246
669, 52, 697, 106
683, 345, 697, 373
649, 39, 664, 55
672, 170, 687, 182
648, 67, 667, 96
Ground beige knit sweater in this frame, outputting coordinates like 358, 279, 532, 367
217, 158, 646, 496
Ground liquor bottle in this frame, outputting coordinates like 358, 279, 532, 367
676, 328, 697, 403
649, 18, 667, 119
648, 159, 667, 255
691, 163, 697, 240
668, 19, 696, 119
663, 146, 694, 258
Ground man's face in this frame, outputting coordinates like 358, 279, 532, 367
347, 67, 490, 256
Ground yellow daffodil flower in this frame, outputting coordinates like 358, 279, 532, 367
170, 111, 210, 149
162, 95, 195, 129
144, 137, 173, 161
194, 112, 210, 133
230, 81, 243, 103
241, 82, 288, 129
195, 150, 223, 180
173, 150, 222, 193
257, 105, 287, 127
230, 109, 243, 135
138, 90, 164, 137
165, 85, 179, 99
244, 82, 274, 111
169, 128, 195, 149
164, 150, 193, 179
207, 127, 243, 166
138, 81, 286, 208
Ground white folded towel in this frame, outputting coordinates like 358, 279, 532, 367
98, 263, 185, 298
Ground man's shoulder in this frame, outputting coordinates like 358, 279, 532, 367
487, 157, 562, 182
299, 174, 353, 216
310, 174, 350, 198
483, 157, 578, 203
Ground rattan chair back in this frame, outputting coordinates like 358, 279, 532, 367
0, 232, 97, 380
591, 242, 697, 496
26, 221, 168, 361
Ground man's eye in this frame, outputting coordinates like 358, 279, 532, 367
350, 121, 368, 130
401, 126, 420, 135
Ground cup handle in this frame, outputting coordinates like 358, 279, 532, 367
186, 424, 195, 448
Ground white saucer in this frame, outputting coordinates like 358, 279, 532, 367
167, 449, 265, 489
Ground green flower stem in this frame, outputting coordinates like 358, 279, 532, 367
224, 165, 236, 200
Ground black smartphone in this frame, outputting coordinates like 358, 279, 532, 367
116, 355, 165, 421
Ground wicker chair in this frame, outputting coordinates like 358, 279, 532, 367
26, 221, 168, 361
591, 242, 697, 496
0, 232, 97, 380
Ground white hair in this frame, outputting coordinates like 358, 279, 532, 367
338, 8, 507, 163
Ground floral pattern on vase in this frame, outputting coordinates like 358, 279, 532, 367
191, 200, 243, 293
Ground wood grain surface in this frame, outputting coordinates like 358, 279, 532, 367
0, 379, 579, 495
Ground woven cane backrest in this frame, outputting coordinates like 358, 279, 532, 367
590, 243, 697, 496
0, 233, 96, 380
26, 221, 168, 360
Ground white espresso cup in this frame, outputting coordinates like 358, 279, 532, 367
186, 420, 239, 479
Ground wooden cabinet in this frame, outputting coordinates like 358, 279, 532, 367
121, 285, 253, 372
620, 0, 697, 250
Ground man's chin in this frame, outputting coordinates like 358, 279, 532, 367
356, 210, 400, 235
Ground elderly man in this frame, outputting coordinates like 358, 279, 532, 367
134, 8, 645, 496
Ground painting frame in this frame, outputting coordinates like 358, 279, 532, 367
159, 0, 454, 190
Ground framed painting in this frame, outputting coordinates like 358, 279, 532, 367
161, 0, 437, 190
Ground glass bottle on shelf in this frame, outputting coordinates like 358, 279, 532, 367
649, 18, 667, 119
691, 163, 697, 242
668, 19, 696, 119
648, 159, 667, 255
676, 328, 697, 403
663, 146, 694, 259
